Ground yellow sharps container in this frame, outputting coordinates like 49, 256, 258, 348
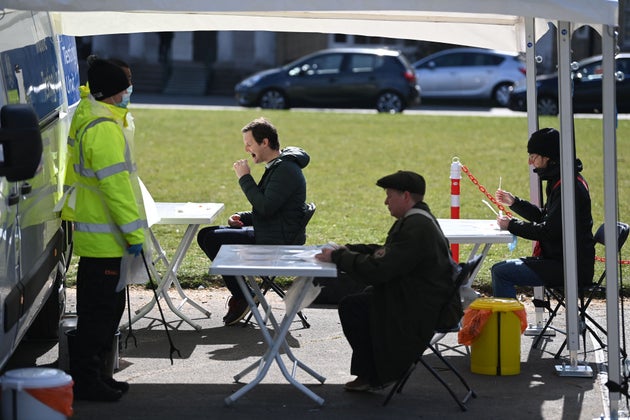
468, 297, 525, 376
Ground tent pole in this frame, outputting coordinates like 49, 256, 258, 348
602, 23, 621, 419
522, 16, 548, 338
554, 20, 590, 378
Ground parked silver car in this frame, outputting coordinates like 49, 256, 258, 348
412, 47, 526, 106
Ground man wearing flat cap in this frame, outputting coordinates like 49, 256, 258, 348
491, 127, 594, 298
316, 170, 457, 392
61, 58, 146, 402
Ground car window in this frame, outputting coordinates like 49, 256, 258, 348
301, 53, 343, 76
429, 53, 466, 68
616, 58, 630, 75
466, 53, 504, 66
348, 54, 380, 73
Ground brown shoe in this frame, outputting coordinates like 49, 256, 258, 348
223, 297, 251, 326
344, 377, 371, 392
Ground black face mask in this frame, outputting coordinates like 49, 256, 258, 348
534, 161, 560, 181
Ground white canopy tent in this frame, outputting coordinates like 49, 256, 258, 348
0, 0, 623, 416
0, 0, 618, 51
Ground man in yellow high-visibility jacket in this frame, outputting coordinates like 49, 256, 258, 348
61, 58, 145, 402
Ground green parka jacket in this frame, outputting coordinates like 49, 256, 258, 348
237, 146, 310, 245
331, 201, 456, 384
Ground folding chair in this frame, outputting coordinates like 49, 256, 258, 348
244, 202, 317, 329
383, 255, 482, 411
532, 221, 630, 358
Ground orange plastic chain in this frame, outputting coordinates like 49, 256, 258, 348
460, 164, 513, 218
595, 256, 630, 265
461, 162, 630, 265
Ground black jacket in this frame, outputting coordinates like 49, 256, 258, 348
237, 146, 310, 245
507, 160, 595, 286
331, 202, 456, 384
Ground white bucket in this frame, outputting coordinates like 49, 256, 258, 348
1, 367, 73, 420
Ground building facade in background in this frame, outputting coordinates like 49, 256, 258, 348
81, 22, 626, 97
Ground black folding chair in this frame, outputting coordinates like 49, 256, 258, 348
532, 221, 629, 358
383, 254, 482, 411
244, 203, 317, 329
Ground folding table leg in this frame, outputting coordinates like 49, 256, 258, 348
226, 275, 325, 406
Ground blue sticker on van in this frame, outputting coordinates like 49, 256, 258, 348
58, 35, 80, 106
0, 36, 62, 121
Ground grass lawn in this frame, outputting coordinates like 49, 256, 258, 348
73, 107, 630, 293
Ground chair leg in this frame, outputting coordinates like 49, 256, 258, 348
383, 344, 476, 411
383, 362, 417, 406
532, 299, 563, 349
243, 276, 310, 329
426, 344, 476, 410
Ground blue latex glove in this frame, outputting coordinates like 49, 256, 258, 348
127, 243, 143, 257
508, 235, 518, 252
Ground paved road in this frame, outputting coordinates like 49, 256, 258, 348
4, 287, 623, 420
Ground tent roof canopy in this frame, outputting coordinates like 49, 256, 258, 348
0, 0, 619, 52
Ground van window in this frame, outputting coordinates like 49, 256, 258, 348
0, 36, 62, 121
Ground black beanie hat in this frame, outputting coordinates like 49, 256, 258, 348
376, 170, 426, 195
527, 127, 560, 161
88, 58, 130, 100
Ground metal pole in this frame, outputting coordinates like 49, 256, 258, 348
522, 16, 547, 336
555, 21, 585, 376
602, 23, 621, 419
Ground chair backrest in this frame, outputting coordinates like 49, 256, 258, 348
290, 202, 316, 245
455, 254, 484, 289
593, 221, 630, 251
301, 202, 317, 229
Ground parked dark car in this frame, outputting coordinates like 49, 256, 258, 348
412, 47, 526, 106
508, 53, 630, 115
235, 48, 420, 113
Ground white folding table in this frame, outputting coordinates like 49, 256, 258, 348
437, 218, 514, 305
123, 202, 225, 330
210, 244, 337, 406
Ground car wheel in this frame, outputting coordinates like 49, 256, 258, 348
537, 96, 559, 115
492, 83, 513, 107
376, 92, 404, 113
259, 89, 287, 109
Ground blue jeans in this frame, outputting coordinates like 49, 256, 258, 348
491, 258, 544, 298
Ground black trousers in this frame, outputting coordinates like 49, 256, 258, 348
73, 257, 125, 383
197, 226, 255, 299
338, 291, 379, 384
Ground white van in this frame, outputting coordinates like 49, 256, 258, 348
0, 10, 79, 369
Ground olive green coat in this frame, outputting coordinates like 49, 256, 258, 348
331, 202, 455, 384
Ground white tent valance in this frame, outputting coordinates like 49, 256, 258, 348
0, 0, 619, 52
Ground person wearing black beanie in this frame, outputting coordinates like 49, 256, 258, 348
61, 54, 145, 402
491, 127, 595, 301
88, 58, 130, 101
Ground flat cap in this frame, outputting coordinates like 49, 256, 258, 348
376, 170, 426, 195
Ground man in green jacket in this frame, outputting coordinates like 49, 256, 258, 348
316, 170, 456, 391
197, 117, 310, 325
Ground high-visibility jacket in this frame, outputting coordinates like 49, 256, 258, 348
61, 95, 145, 257
63, 86, 136, 221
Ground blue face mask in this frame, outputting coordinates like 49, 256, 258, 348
115, 85, 133, 108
